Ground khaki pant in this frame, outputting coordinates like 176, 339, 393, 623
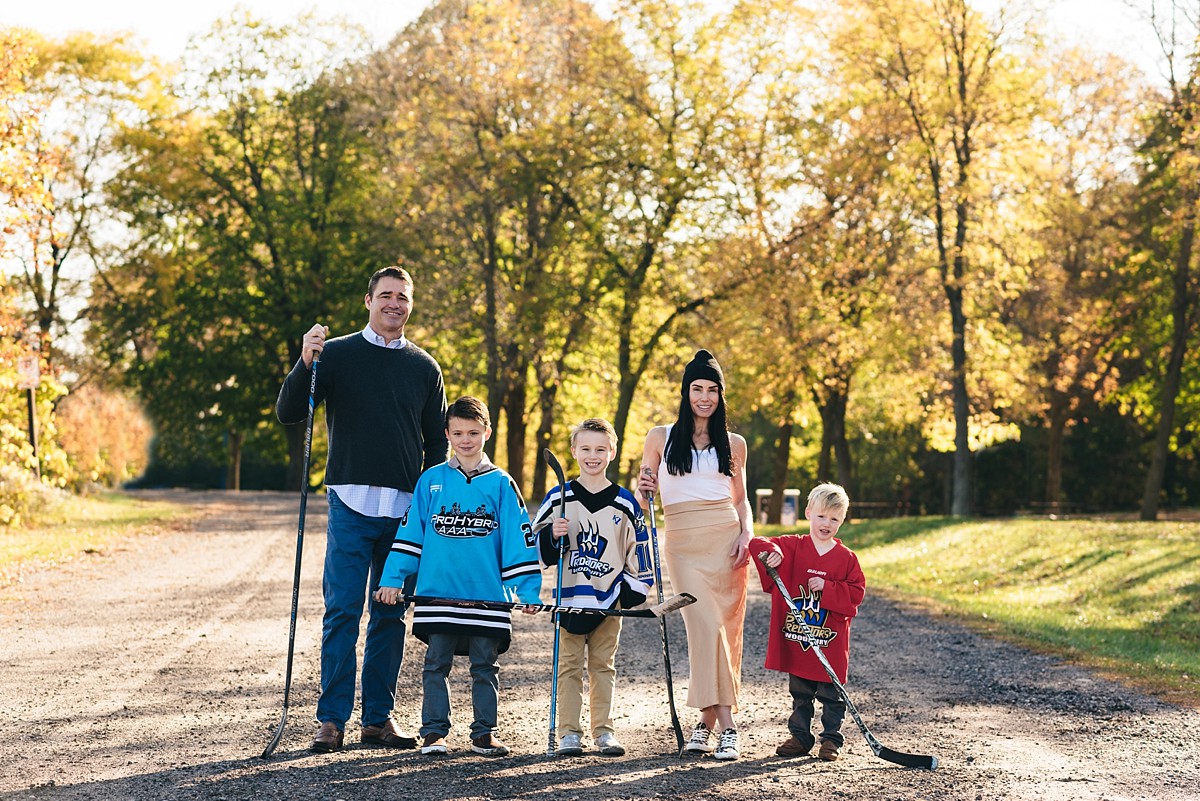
556, 616, 622, 738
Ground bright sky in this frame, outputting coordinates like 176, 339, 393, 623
2, 1, 432, 56
1, 0, 1167, 79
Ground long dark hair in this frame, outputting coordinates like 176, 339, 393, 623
664, 383, 732, 477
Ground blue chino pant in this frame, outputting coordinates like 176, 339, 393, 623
315, 489, 410, 729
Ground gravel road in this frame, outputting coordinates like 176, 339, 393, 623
1, 490, 1197, 800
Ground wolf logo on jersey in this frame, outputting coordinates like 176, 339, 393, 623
783, 587, 836, 650
569, 520, 616, 580
431, 502, 499, 538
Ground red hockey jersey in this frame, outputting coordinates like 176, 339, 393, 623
749, 535, 866, 683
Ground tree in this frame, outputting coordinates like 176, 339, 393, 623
1126, 0, 1200, 519
94, 13, 380, 490
364, 0, 626, 493
4, 32, 161, 372
1014, 46, 1148, 508
834, 0, 1041, 515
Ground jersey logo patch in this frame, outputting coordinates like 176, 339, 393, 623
783, 587, 836, 650
569, 520, 615, 579
431, 502, 499, 538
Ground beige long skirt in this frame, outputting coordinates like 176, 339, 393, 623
662, 499, 748, 712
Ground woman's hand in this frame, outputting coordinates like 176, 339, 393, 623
637, 465, 658, 497
730, 530, 752, 569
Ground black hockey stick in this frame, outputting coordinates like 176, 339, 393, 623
757, 554, 938, 770
643, 471, 686, 755
402, 593, 695, 617
544, 448, 569, 756
262, 354, 319, 759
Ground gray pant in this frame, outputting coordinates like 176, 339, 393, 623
788, 674, 846, 749
420, 633, 501, 740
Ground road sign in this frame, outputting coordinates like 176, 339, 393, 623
17, 355, 39, 390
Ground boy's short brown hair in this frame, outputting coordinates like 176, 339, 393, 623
569, 417, 618, 450
808, 482, 850, 517
446, 396, 490, 428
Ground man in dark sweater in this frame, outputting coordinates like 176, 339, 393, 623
276, 266, 449, 753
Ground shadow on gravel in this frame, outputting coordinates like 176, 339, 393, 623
1, 749, 881, 801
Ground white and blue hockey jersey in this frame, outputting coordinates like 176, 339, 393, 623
532, 480, 654, 635
379, 455, 542, 653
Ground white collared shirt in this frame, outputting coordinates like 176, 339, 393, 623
327, 326, 414, 519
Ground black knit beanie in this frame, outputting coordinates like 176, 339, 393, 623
681, 349, 725, 396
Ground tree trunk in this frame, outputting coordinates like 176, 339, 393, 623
949, 284, 972, 516
1140, 214, 1196, 520
226, 429, 243, 491
767, 389, 797, 525
283, 422, 305, 492
504, 367, 529, 494
1044, 413, 1067, 507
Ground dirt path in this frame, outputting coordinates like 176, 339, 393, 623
1, 491, 1197, 800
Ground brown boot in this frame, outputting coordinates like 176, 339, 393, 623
818, 739, 840, 761
311, 721, 344, 753
775, 735, 813, 758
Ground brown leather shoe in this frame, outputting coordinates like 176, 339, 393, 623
818, 739, 840, 761
775, 735, 813, 757
311, 721, 344, 753
361, 716, 418, 749
470, 733, 510, 756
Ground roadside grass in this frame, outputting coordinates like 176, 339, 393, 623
758, 516, 1200, 708
0, 492, 193, 589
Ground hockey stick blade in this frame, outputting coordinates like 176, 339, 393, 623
757, 554, 937, 770
401, 593, 695, 618
648, 592, 696, 616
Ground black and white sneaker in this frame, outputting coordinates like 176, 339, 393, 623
685, 722, 714, 753
713, 728, 739, 760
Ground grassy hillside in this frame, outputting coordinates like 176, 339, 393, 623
758, 516, 1200, 707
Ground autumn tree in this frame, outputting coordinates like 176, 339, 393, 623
363, 0, 627, 494
1011, 45, 1148, 508
94, 13, 381, 490
833, 0, 1043, 515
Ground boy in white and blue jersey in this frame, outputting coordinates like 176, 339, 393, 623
375, 397, 541, 757
532, 418, 653, 757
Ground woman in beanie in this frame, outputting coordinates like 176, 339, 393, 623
636, 349, 753, 760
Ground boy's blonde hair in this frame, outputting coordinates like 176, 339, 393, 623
569, 417, 618, 450
808, 482, 850, 517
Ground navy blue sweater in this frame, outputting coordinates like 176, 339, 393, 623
276, 334, 448, 493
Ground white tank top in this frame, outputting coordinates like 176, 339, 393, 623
656, 424, 733, 505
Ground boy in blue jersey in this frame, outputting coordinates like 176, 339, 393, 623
532, 418, 653, 757
375, 396, 542, 757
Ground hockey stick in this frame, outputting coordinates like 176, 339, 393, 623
757, 554, 938, 770
401, 593, 695, 617
642, 470, 686, 755
544, 448, 569, 756
262, 354, 319, 759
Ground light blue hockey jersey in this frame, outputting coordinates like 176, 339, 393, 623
379, 456, 542, 653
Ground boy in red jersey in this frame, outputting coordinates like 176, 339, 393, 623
748, 483, 865, 761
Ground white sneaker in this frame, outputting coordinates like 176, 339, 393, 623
685, 722, 714, 753
714, 727, 739, 760
556, 733, 584, 756
595, 732, 626, 756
